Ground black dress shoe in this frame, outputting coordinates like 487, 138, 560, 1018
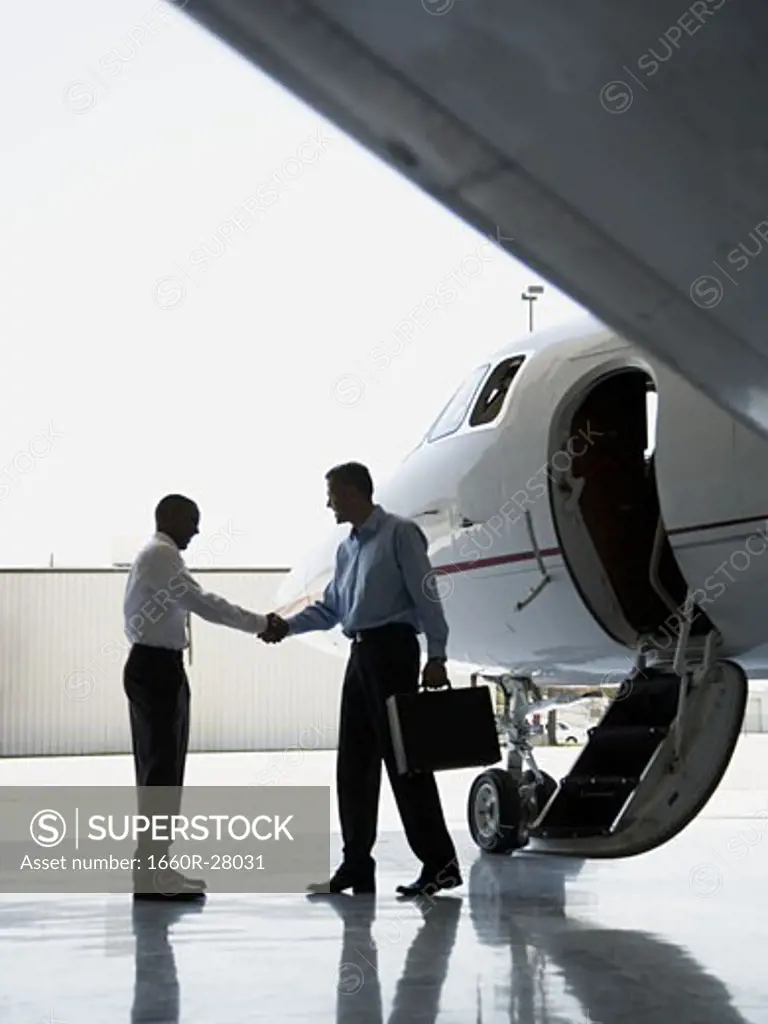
161, 870, 206, 892
307, 867, 375, 895
133, 887, 207, 903
395, 871, 463, 898
133, 868, 207, 900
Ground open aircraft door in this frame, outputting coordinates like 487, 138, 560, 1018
653, 366, 768, 654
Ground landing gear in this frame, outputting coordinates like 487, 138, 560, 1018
466, 673, 558, 854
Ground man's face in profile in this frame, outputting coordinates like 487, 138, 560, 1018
174, 507, 200, 549
326, 482, 352, 524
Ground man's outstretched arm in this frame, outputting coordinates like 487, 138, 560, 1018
149, 548, 268, 634
283, 576, 341, 636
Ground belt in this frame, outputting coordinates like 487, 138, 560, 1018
350, 623, 416, 644
131, 643, 184, 657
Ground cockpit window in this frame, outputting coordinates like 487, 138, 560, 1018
468, 355, 526, 427
426, 364, 489, 443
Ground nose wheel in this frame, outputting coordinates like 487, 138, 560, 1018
467, 671, 558, 853
468, 767, 557, 853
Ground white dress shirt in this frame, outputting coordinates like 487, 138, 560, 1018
123, 532, 267, 650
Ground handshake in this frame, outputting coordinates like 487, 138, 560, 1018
258, 612, 289, 644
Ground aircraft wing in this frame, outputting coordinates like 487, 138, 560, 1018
180, 0, 768, 436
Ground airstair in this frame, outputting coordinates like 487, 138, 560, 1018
533, 629, 722, 840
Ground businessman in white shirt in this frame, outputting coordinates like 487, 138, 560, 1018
123, 494, 270, 901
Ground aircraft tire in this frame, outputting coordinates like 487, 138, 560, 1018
467, 768, 528, 854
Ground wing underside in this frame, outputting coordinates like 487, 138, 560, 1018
180, 0, 768, 435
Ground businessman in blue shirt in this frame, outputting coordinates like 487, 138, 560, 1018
263, 462, 461, 898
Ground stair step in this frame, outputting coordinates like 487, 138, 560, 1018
536, 778, 636, 833
569, 725, 667, 779
600, 672, 680, 730
588, 725, 668, 742
564, 774, 641, 788
535, 824, 613, 839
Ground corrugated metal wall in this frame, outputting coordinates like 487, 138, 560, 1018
744, 696, 765, 733
0, 570, 344, 757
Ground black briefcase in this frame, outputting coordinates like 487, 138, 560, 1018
386, 682, 501, 775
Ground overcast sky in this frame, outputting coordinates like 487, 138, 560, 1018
0, 0, 585, 568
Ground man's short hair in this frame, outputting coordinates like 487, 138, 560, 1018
155, 494, 197, 522
325, 462, 374, 500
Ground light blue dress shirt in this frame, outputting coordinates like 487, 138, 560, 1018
285, 505, 449, 659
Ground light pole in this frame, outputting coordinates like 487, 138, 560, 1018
521, 284, 545, 333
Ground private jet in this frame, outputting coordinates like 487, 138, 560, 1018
275, 315, 768, 861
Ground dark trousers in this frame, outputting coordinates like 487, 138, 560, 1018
123, 644, 190, 863
337, 624, 457, 878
